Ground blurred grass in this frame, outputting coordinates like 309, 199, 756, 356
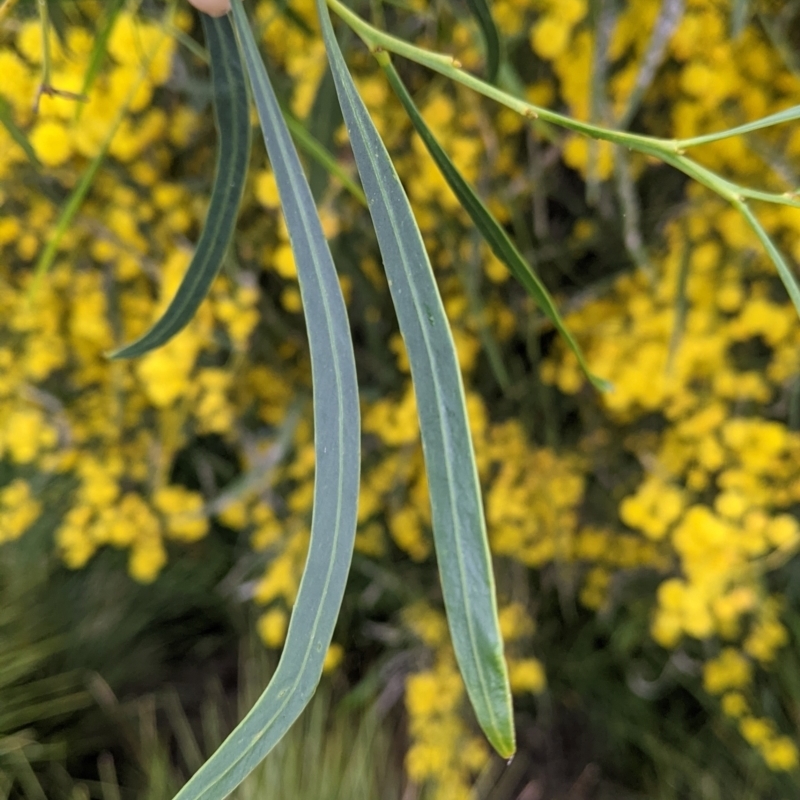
86, 639, 404, 800
0, 549, 91, 800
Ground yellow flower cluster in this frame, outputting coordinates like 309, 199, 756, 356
404, 604, 492, 798
486, 420, 584, 565
536, 0, 800, 772
0, 479, 41, 543
0, 8, 268, 582
702, 646, 799, 769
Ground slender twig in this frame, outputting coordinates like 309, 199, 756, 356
325, 0, 800, 314
614, 149, 649, 272
587, 0, 616, 205
33, 0, 90, 112
326, 0, 683, 157
616, 0, 685, 130
33, 0, 52, 113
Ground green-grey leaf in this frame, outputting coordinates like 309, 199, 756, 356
316, 0, 515, 758
109, 13, 250, 360
464, 0, 501, 83
731, 0, 749, 37
379, 56, 609, 392
172, 3, 360, 798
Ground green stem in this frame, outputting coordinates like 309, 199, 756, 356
325, 0, 800, 317
34, 0, 51, 112
28, 2, 179, 301
326, 0, 800, 213
735, 200, 800, 317
677, 103, 800, 149
325, 0, 680, 157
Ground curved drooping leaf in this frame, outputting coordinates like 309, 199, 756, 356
464, 0, 501, 83
379, 57, 609, 391
110, 12, 250, 360
316, 0, 515, 759
172, 3, 360, 798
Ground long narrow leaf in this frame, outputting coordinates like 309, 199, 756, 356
316, 0, 515, 758
464, 0, 500, 83
172, 3, 360, 798
110, 12, 250, 360
380, 56, 609, 391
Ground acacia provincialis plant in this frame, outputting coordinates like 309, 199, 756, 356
18, 0, 800, 797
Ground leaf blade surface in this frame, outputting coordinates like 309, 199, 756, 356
172, 5, 360, 798
316, 0, 515, 758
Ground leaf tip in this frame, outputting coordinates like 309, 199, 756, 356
105, 339, 147, 361
490, 728, 517, 760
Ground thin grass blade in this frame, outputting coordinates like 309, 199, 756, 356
172, 3, 360, 797
464, 0, 500, 82
316, 0, 514, 758
379, 57, 608, 391
110, 12, 250, 360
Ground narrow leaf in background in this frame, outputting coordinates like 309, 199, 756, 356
110, 12, 250, 360
76, 0, 126, 118
317, 0, 515, 758
172, 2, 360, 797
464, 0, 501, 83
0, 97, 40, 167
378, 55, 609, 392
